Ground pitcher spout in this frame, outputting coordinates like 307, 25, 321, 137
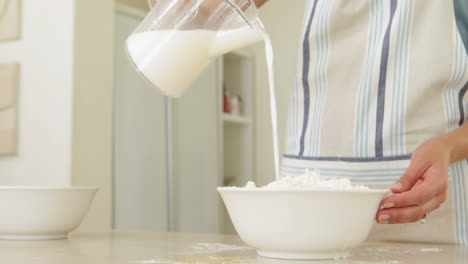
210, 23, 264, 56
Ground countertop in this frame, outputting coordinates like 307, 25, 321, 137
0, 231, 467, 264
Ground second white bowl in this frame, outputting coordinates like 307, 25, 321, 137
0, 186, 97, 240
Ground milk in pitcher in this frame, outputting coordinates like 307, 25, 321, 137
126, 27, 263, 97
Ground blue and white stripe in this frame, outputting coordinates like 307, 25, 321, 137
443, 25, 468, 136
287, 0, 318, 156
458, 82, 468, 126
287, 68, 299, 154
282, 159, 454, 182
281, 165, 404, 184
387, 0, 413, 156
354, 0, 393, 158
375, 0, 397, 157
298, 0, 319, 156
453, 162, 468, 245
304, 0, 333, 157
443, 25, 468, 245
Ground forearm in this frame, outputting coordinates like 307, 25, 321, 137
441, 122, 468, 163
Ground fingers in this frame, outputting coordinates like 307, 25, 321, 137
377, 192, 447, 224
378, 164, 449, 224
381, 172, 447, 209
392, 156, 430, 193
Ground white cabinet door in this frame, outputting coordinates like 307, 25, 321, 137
171, 60, 221, 233
113, 13, 168, 231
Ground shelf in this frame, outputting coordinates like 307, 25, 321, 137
222, 113, 251, 125
219, 49, 254, 234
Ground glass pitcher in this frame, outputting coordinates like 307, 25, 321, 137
126, 0, 264, 97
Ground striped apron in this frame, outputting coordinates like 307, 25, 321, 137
282, 0, 468, 244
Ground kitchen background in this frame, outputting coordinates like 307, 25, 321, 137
0, 0, 304, 234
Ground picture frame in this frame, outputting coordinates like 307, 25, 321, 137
0, 0, 22, 41
0, 62, 19, 155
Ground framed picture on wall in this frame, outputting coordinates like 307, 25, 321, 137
0, 0, 21, 41
0, 63, 19, 155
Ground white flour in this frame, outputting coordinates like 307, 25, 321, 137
126, 30, 215, 97
237, 169, 370, 190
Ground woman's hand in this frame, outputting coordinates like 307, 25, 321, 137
376, 122, 468, 224
376, 136, 450, 224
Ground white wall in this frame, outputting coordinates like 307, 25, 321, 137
72, 0, 114, 231
0, 0, 75, 185
253, 0, 306, 186
117, 0, 149, 11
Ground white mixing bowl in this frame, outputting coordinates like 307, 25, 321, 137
0, 186, 97, 240
218, 187, 388, 260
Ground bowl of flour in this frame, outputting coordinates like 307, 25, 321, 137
217, 169, 388, 260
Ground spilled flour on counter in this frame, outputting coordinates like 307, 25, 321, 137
191, 243, 251, 253
351, 261, 400, 264
221, 169, 370, 190
141, 243, 254, 264
142, 255, 246, 264
420, 248, 443, 253
133, 260, 163, 264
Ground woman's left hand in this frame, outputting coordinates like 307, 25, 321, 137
376, 136, 450, 224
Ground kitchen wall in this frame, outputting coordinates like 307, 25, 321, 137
253, 0, 306, 186
117, 0, 149, 11
72, 0, 114, 231
0, 0, 75, 185
0, 0, 114, 231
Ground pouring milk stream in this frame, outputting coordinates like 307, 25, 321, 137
126, 0, 280, 180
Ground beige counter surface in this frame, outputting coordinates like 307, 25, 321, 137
0, 231, 467, 264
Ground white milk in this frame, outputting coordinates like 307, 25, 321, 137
126, 28, 262, 98
262, 31, 280, 181
244, 18, 280, 180
211, 26, 264, 56
223, 1, 280, 179
126, 30, 216, 98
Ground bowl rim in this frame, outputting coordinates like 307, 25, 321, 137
0, 186, 98, 190
217, 187, 389, 193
